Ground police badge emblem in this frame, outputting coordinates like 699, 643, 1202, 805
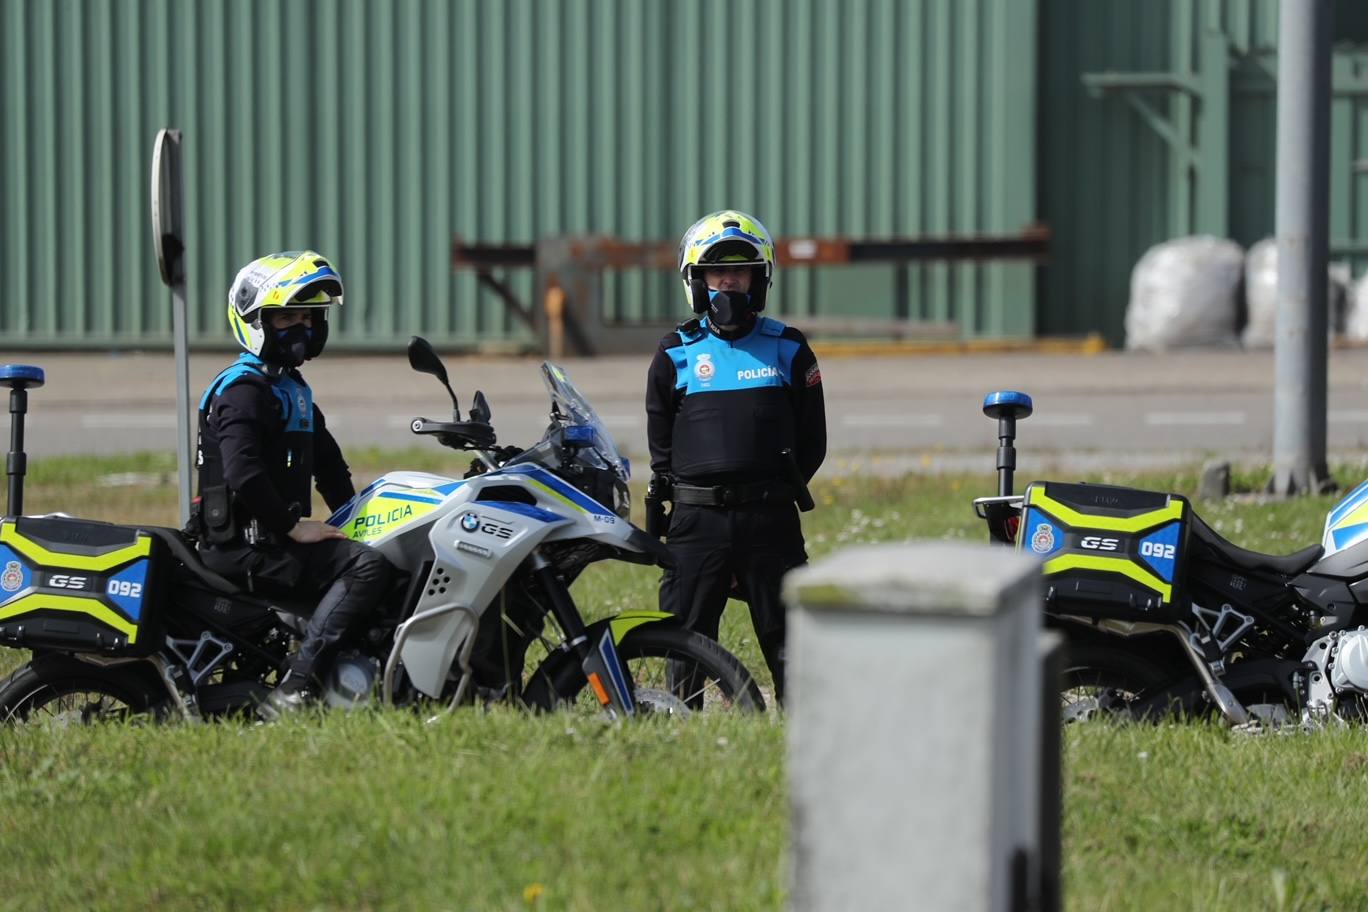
694, 353, 715, 381
1030, 523, 1056, 554
1, 560, 24, 592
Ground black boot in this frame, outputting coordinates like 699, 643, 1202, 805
258, 665, 319, 721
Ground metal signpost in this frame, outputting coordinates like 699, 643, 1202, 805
1271, 0, 1333, 495
150, 129, 193, 525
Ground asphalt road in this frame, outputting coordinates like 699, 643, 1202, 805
8, 346, 1368, 475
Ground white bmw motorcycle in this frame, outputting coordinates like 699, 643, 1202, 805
0, 338, 763, 722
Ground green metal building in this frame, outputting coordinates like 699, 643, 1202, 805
1, 0, 1365, 350
1042, 0, 1368, 342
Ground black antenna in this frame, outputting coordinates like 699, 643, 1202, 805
982, 391, 1033, 497
0, 366, 45, 517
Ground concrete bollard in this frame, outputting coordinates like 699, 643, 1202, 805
783, 541, 1052, 912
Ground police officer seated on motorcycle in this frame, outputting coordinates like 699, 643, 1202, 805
644, 210, 827, 704
194, 251, 391, 720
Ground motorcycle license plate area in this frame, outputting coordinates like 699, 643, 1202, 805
0, 517, 166, 655
1015, 481, 1190, 623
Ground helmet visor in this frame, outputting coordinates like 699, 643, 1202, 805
698, 237, 766, 268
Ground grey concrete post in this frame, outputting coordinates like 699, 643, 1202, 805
783, 542, 1045, 912
1271, 0, 1333, 495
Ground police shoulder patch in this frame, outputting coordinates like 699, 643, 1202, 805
805, 362, 822, 387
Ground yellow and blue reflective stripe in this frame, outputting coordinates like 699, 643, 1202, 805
377, 491, 445, 505
1042, 553, 1172, 602
0, 593, 140, 643
1024, 489, 1183, 534
480, 500, 565, 524
1327, 479, 1368, 527
497, 465, 610, 516
0, 525, 150, 573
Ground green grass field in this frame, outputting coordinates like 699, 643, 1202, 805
2, 451, 1367, 911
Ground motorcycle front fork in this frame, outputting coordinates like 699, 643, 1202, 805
528, 549, 636, 717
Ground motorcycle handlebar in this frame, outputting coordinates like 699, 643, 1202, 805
409, 417, 498, 450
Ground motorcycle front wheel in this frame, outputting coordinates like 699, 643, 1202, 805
521, 623, 766, 716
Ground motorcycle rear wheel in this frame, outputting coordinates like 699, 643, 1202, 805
1060, 643, 1171, 723
0, 654, 164, 725
522, 624, 766, 716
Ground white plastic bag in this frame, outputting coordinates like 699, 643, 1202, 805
1125, 235, 1243, 352
1241, 236, 1349, 347
1346, 272, 1368, 342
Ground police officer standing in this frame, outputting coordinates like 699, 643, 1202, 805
645, 210, 827, 704
195, 251, 390, 719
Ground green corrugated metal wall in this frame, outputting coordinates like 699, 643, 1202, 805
0, 0, 1039, 350
1041, 0, 1368, 343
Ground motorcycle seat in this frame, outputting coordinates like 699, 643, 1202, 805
145, 527, 244, 595
1188, 512, 1323, 576
146, 527, 329, 617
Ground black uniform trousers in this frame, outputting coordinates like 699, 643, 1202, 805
659, 499, 807, 703
200, 537, 391, 681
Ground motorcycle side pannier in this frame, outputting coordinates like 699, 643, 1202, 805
0, 516, 168, 656
1015, 481, 1190, 623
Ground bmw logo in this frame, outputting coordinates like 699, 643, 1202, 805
460, 513, 480, 532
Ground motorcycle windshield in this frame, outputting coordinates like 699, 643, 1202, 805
540, 361, 630, 480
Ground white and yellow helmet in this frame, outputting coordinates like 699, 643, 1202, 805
677, 209, 776, 313
227, 251, 343, 363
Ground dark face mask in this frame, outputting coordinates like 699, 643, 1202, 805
273, 325, 314, 367
705, 289, 755, 328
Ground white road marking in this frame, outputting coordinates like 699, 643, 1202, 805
80, 413, 177, 429
1144, 411, 1245, 426
841, 414, 944, 428
1029, 414, 1095, 427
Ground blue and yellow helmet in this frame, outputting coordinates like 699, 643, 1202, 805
677, 210, 776, 311
227, 251, 343, 363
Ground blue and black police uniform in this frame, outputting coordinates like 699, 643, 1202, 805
645, 314, 827, 701
195, 353, 389, 684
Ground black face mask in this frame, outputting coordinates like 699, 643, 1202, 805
273, 325, 314, 367
705, 290, 755, 327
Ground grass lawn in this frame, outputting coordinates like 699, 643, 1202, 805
0, 451, 1365, 911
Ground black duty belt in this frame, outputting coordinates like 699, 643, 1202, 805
243, 518, 287, 548
671, 480, 795, 507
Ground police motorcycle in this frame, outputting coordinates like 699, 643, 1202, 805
0, 343, 764, 723
971, 389, 1368, 728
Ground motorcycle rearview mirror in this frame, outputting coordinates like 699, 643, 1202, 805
407, 335, 461, 419
469, 390, 492, 425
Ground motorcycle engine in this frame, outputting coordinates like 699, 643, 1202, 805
1331, 629, 1368, 693
322, 650, 380, 709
